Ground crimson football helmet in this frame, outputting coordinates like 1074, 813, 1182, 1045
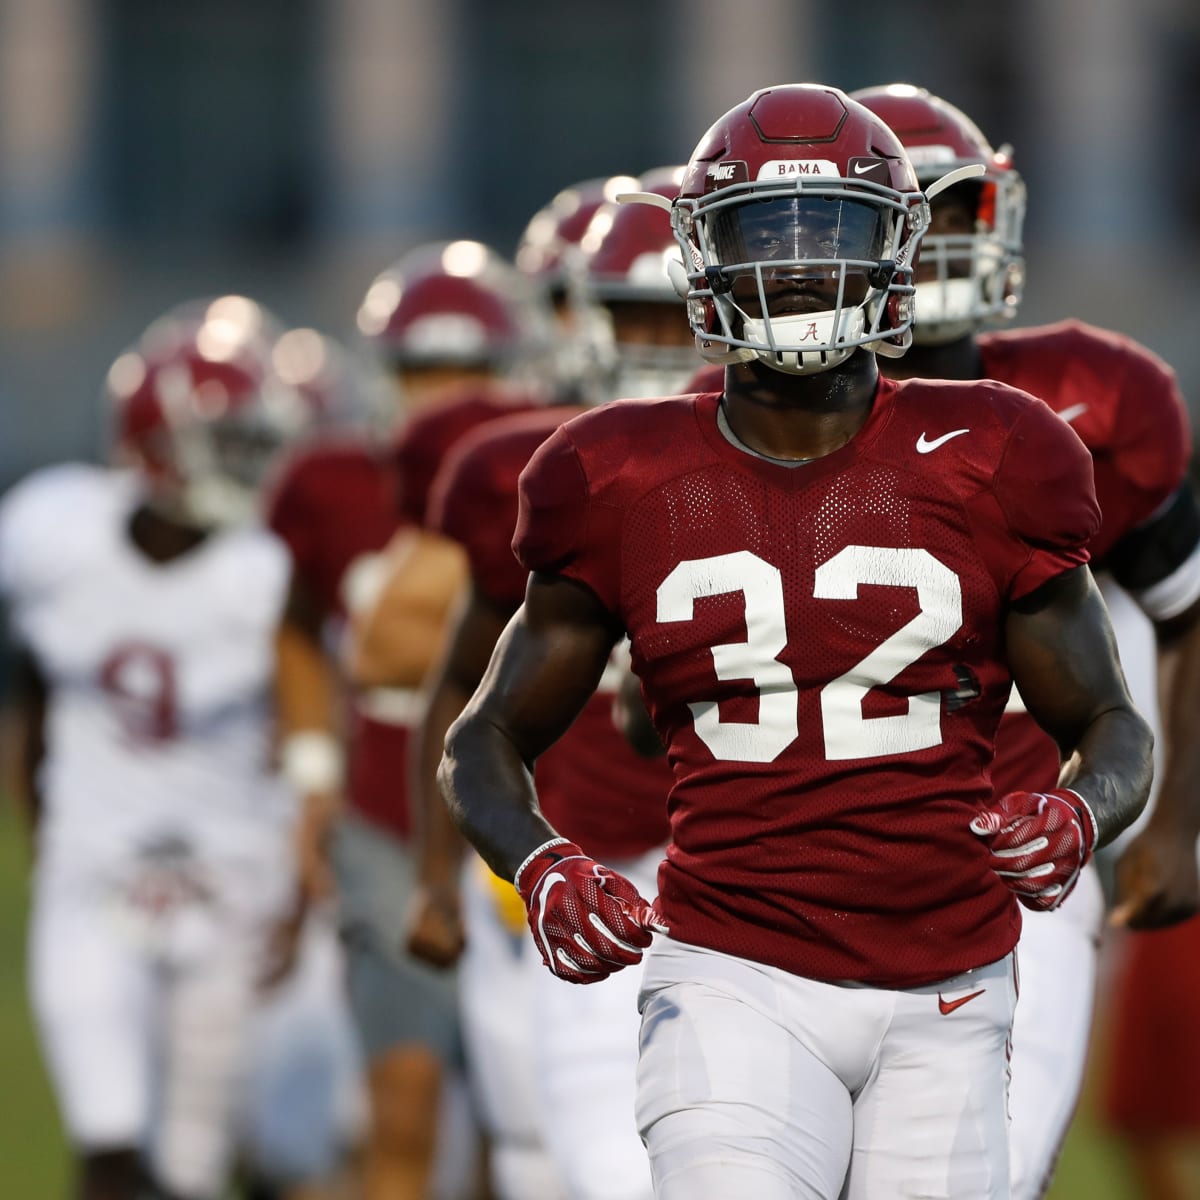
580, 166, 698, 398
516, 176, 638, 403
664, 83, 933, 374
515, 175, 638, 301
851, 84, 1026, 344
271, 326, 365, 429
107, 296, 310, 527
357, 240, 548, 375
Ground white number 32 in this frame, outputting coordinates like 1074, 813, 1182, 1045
656, 546, 963, 763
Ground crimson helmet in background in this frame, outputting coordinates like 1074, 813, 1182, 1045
515, 175, 639, 302
356, 241, 551, 415
514, 175, 640, 403
668, 83, 931, 375
851, 84, 1025, 345
271, 326, 367, 429
106, 295, 310, 527
579, 165, 699, 399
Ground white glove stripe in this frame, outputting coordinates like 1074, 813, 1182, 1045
534, 871, 567, 968
555, 947, 603, 976
585, 912, 641, 956
992, 836, 1050, 858
996, 863, 1057, 880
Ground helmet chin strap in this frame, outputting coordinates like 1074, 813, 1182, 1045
741, 308, 865, 375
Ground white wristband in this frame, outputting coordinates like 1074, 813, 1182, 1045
280, 731, 345, 795
513, 837, 572, 890
1060, 787, 1100, 847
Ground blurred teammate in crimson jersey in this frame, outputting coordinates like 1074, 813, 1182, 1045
0, 299, 313, 1200
266, 240, 547, 1200
437, 84, 1154, 1200
380, 169, 695, 1200
853, 83, 1200, 1200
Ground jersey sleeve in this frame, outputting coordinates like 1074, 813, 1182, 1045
990, 398, 1102, 600
1105, 343, 1191, 521
513, 424, 624, 616
262, 452, 320, 583
0, 464, 103, 611
429, 438, 528, 609
392, 409, 447, 528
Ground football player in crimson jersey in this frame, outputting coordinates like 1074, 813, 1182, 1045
376, 170, 695, 1200
268, 241, 548, 1200
852, 83, 1200, 1200
436, 84, 1154, 1200
0, 300, 316, 1200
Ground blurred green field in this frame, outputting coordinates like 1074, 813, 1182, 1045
0, 799, 69, 1197
0, 799, 1138, 1199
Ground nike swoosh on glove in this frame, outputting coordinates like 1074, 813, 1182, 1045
514, 837, 668, 984
970, 788, 1099, 912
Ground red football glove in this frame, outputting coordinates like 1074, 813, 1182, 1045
970, 788, 1099, 912
514, 838, 667, 984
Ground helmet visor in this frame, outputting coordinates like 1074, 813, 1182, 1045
710, 197, 890, 269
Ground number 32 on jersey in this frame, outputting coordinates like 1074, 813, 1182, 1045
656, 546, 963, 763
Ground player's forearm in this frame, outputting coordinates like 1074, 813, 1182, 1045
414, 677, 473, 886
1060, 703, 1155, 846
438, 710, 558, 883
275, 618, 339, 736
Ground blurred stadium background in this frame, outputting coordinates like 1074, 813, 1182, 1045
1, 0, 1197, 1193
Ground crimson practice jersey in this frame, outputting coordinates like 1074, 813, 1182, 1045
266, 435, 413, 836
395, 385, 540, 528
515, 381, 1099, 987
429, 406, 673, 862
266, 388, 540, 838
980, 320, 1196, 797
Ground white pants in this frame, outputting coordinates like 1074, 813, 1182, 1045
531, 847, 661, 1200
459, 853, 565, 1200
30, 837, 291, 1198
1008, 864, 1102, 1200
636, 939, 1017, 1200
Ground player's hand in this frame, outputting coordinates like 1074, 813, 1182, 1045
406, 882, 466, 968
515, 838, 667, 984
258, 888, 308, 991
970, 788, 1098, 912
296, 789, 340, 901
1111, 819, 1200, 930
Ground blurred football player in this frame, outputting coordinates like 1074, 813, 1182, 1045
0, 298, 312, 1200
378, 168, 694, 1200
515, 174, 639, 406
268, 241, 547, 1200
852, 83, 1200, 1200
438, 84, 1154, 1199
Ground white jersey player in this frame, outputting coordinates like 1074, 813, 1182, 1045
0, 299, 316, 1200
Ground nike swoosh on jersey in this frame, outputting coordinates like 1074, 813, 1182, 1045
915, 428, 970, 454
938, 988, 987, 1015
1057, 403, 1089, 424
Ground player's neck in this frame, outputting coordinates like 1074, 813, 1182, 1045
127, 504, 211, 564
880, 335, 984, 382
720, 350, 879, 462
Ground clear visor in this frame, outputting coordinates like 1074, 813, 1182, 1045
711, 197, 890, 269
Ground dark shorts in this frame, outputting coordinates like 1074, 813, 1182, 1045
332, 813, 462, 1066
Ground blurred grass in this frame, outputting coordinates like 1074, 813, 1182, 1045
0, 795, 1138, 1199
0, 798, 69, 1197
